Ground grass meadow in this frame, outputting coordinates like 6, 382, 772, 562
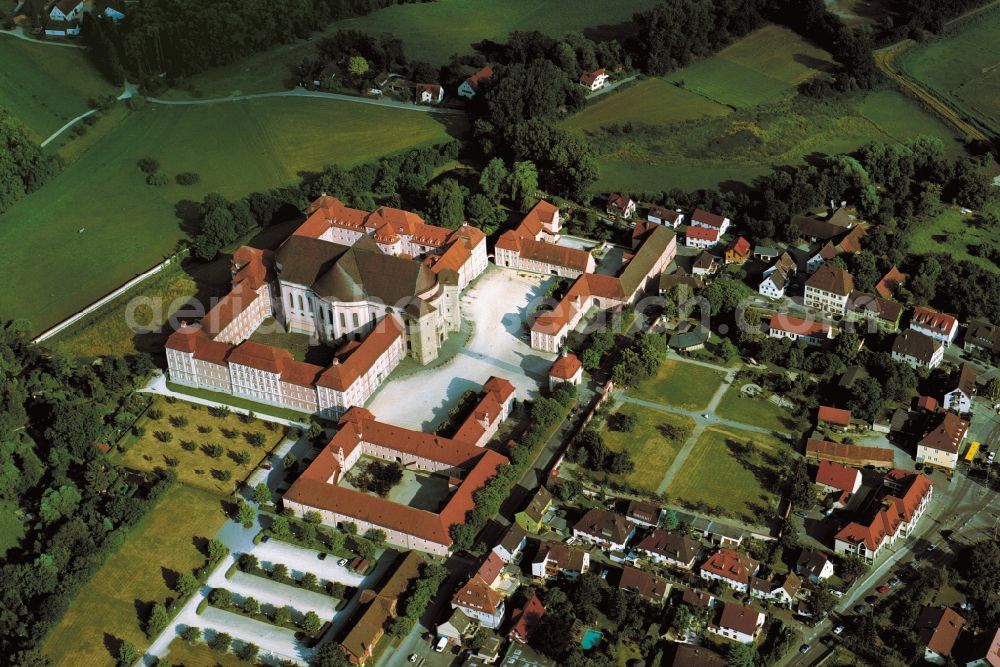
715, 384, 797, 433
627, 359, 725, 411
116, 396, 286, 494
667, 425, 785, 526
0, 98, 457, 334
907, 203, 1000, 271
897, 10, 1000, 137
0, 34, 116, 141
600, 404, 695, 494
42, 484, 228, 667
0, 499, 26, 557
163, 639, 246, 667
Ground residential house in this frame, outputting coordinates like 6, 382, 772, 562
667, 643, 727, 667
495, 201, 595, 278
795, 550, 834, 583
340, 551, 424, 665
579, 68, 608, 90
750, 572, 802, 607
875, 265, 906, 299
606, 192, 636, 219
834, 469, 933, 564
759, 268, 792, 299
648, 207, 684, 228
625, 499, 661, 528
818, 406, 851, 431
846, 291, 903, 333
700, 548, 760, 593
493, 523, 527, 564
709, 602, 765, 644
508, 595, 544, 644
475, 552, 507, 590
684, 225, 721, 249
681, 588, 715, 609
814, 460, 862, 508
805, 438, 895, 468
804, 264, 854, 315
965, 626, 1000, 666
917, 607, 966, 665
690, 208, 731, 236
754, 246, 780, 262
917, 395, 939, 412
806, 241, 839, 274
691, 250, 718, 276
910, 307, 960, 345
457, 66, 493, 99
572, 508, 635, 551
94, 0, 125, 20
549, 351, 584, 391
965, 320, 1000, 356
474, 634, 502, 663
668, 326, 710, 352
531, 542, 590, 579
515, 486, 554, 533
892, 329, 944, 369
635, 529, 700, 569
46, 0, 83, 35
917, 411, 969, 471
792, 207, 854, 243
725, 237, 751, 264
618, 566, 669, 601
768, 314, 832, 346
944, 362, 977, 413
452, 576, 505, 629
437, 608, 476, 644
416, 83, 444, 104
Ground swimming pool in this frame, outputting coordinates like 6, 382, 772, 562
580, 629, 603, 650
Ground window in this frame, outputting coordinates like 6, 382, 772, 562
352, 312, 360, 328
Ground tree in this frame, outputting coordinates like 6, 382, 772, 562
209, 588, 232, 607
211, 632, 232, 652
465, 194, 505, 235
236, 501, 256, 528
348, 55, 369, 76
117, 640, 139, 667
985, 377, 1000, 401
252, 482, 271, 505
479, 158, 509, 204
176, 572, 199, 597
208, 538, 227, 563
146, 601, 169, 638
181, 626, 201, 642
273, 605, 293, 626
283, 452, 297, 470
662, 509, 680, 530
311, 642, 352, 667
39, 483, 82, 523
243, 597, 260, 615
301, 572, 318, 589
270, 515, 290, 538
239, 642, 260, 662
726, 642, 754, 667
302, 610, 322, 634
425, 178, 465, 229
509, 160, 539, 211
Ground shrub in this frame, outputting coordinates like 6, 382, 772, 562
175, 172, 201, 185
209, 587, 232, 607
146, 171, 169, 186
165, 457, 180, 467
137, 157, 159, 173
147, 408, 163, 420
181, 626, 201, 642
210, 632, 232, 652
197, 425, 213, 434
235, 450, 251, 465
169, 415, 189, 428
154, 430, 173, 443
132, 425, 146, 437
181, 440, 197, 451
246, 432, 266, 447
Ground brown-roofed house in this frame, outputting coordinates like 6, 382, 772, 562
805, 264, 855, 314
818, 405, 852, 429
710, 601, 765, 644
618, 566, 669, 600
917, 607, 966, 664
509, 595, 544, 643
452, 575, 506, 629
917, 411, 969, 471
636, 529, 700, 569
572, 508, 636, 551
892, 329, 944, 369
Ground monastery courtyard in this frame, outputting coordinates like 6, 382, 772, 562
366, 265, 558, 429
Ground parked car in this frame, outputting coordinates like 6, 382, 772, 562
926, 543, 937, 553
960, 601, 974, 610
338, 558, 348, 567
434, 636, 447, 653
887, 577, 900, 587
262, 463, 272, 470
878, 585, 890, 594
854, 604, 867, 614
834, 625, 845, 635
799, 644, 810, 654
832, 590, 844, 598
408, 655, 418, 663
794, 510, 808, 518
261, 535, 269, 543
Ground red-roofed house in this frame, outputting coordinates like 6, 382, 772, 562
475, 552, 506, 589
700, 548, 760, 593
684, 225, 721, 249
458, 66, 493, 98
917, 607, 966, 664
607, 192, 636, 219
768, 314, 833, 346
691, 208, 731, 235
834, 470, 933, 563
509, 595, 544, 643
725, 237, 751, 264
875, 265, 905, 299
580, 68, 608, 91
495, 201, 596, 277
815, 460, 862, 508
549, 351, 583, 390
452, 576, 505, 628
818, 406, 851, 430
917, 411, 969, 471
709, 602, 765, 644
916, 395, 939, 412
910, 307, 959, 344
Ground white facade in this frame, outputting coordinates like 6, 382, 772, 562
892, 344, 944, 370
759, 274, 787, 299
684, 231, 720, 249
804, 285, 849, 315
943, 387, 972, 413
916, 444, 959, 471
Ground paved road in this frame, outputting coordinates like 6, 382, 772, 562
147, 86, 465, 115
0, 26, 83, 47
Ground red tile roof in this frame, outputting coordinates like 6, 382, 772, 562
509, 595, 544, 643
769, 313, 831, 337
818, 406, 851, 427
475, 552, 505, 586
875, 265, 905, 299
550, 352, 582, 380
919, 411, 969, 454
917, 607, 966, 657
579, 68, 606, 86
701, 548, 759, 585
916, 395, 938, 412
728, 236, 751, 258
911, 307, 958, 335
464, 66, 494, 90
815, 460, 861, 493
453, 575, 504, 614
315, 315, 404, 390
685, 226, 720, 241
692, 208, 728, 229
835, 470, 932, 552
805, 439, 895, 466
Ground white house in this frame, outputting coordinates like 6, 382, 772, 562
768, 313, 833, 346
804, 264, 854, 315
892, 329, 944, 369
684, 226, 720, 249
917, 607, 966, 665
709, 602, 765, 645
795, 550, 835, 583
95, 0, 126, 20
606, 192, 636, 219
579, 68, 608, 91
910, 307, 959, 345
943, 363, 976, 413
49, 0, 83, 21
492, 524, 527, 564
647, 207, 684, 228
916, 412, 969, 471
457, 66, 493, 99
531, 542, 590, 579
572, 509, 635, 552
416, 84, 444, 104
451, 576, 505, 629
690, 208, 731, 236
700, 548, 760, 593
759, 268, 791, 299
635, 529, 700, 569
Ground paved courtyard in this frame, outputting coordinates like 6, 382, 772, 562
367, 266, 557, 429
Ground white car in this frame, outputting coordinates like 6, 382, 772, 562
338, 558, 348, 566
833, 625, 845, 635
832, 590, 844, 598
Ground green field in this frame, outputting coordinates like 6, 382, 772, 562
562, 79, 731, 133
665, 25, 834, 108
0, 500, 25, 557
628, 359, 725, 411
0, 98, 457, 334
118, 396, 286, 494
715, 384, 797, 432
163, 639, 246, 667
168, 0, 664, 97
898, 10, 1000, 137
42, 484, 228, 667
668, 425, 785, 525
0, 34, 116, 141
600, 404, 695, 493
906, 203, 1000, 270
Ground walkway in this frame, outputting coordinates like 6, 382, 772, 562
0, 26, 83, 47
140, 373, 311, 430
146, 87, 465, 115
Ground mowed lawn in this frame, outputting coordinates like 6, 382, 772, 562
668, 425, 785, 525
118, 396, 286, 494
0, 499, 26, 557
898, 11, 1000, 136
629, 360, 725, 411
0, 97, 457, 334
907, 203, 1000, 271
163, 639, 246, 666
601, 404, 695, 493
170, 0, 664, 96
856, 89, 968, 155
715, 384, 795, 433
665, 25, 834, 108
0, 34, 116, 141
42, 484, 228, 667
561, 78, 731, 133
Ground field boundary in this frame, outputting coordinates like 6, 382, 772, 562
33, 250, 186, 344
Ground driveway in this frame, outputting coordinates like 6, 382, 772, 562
199, 606, 306, 665
251, 539, 365, 587
224, 570, 339, 618
366, 266, 557, 429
